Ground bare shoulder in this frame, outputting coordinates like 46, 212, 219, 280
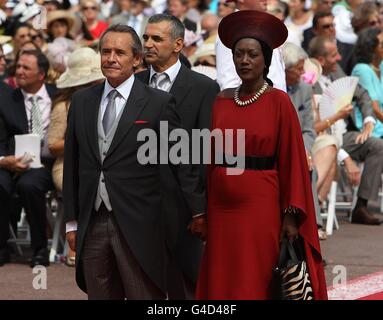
217, 88, 236, 98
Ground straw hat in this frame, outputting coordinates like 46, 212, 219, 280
0, 35, 12, 45
302, 58, 322, 85
47, 10, 75, 31
56, 47, 105, 88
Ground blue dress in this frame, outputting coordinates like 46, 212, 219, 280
352, 63, 383, 138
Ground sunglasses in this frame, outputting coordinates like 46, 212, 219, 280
369, 20, 380, 27
321, 0, 335, 5
218, 2, 232, 7
321, 23, 335, 29
82, 6, 97, 11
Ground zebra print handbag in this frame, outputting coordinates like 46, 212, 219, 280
272, 237, 314, 300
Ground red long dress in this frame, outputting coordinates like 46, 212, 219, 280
195, 88, 328, 300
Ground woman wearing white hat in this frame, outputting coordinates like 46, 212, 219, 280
47, 47, 104, 266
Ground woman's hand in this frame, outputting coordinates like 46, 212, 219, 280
280, 212, 299, 242
188, 215, 207, 241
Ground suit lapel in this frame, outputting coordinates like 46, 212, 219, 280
85, 83, 104, 162
169, 65, 191, 108
13, 89, 29, 133
105, 79, 148, 159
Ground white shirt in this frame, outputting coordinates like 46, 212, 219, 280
215, 34, 287, 92
128, 13, 144, 37
332, 4, 357, 45
65, 75, 135, 234
100, 75, 135, 119
21, 84, 52, 137
149, 59, 182, 93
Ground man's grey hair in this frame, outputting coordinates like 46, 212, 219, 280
282, 42, 308, 69
147, 14, 185, 40
99, 24, 143, 56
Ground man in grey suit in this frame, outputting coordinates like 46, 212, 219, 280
110, 0, 131, 26
309, 36, 383, 225
283, 42, 323, 230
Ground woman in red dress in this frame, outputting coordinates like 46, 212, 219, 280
194, 11, 328, 300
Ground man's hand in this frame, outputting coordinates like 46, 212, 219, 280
66, 231, 77, 252
343, 157, 361, 186
188, 215, 207, 241
336, 104, 353, 120
306, 150, 313, 171
0, 156, 28, 172
280, 212, 299, 243
355, 122, 373, 144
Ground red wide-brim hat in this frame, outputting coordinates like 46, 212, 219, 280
218, 10, 288, 50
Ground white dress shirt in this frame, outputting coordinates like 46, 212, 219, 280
149, 59, 181, 93
66, 75, 135, 233
215, 34, 287, 92
21, 84, 52, 137
128, 13, 144, 37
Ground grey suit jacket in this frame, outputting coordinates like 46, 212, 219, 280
288, 80, 316, 153
312, 64, 375, 132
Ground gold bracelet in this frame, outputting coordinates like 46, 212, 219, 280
326, 119, 332, 128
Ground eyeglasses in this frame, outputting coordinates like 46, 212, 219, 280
321, 23, 335, 29
82, 6, 97, 11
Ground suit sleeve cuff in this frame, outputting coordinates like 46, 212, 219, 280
192, 213, 206, 218
363, 116, 376, 125
66, 220, 78, 233
337, 148, 350, 163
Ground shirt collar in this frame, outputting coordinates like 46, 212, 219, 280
102, 74, 135, 102
21, 84, 49, 102
149, 59, 181, 85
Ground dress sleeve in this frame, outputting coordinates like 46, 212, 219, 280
276, 93, 328, 300
48, 101, 68, 147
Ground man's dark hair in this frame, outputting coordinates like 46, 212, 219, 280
13, 22, 31, 37
313, 10, 334, 29
99, 24, 143, 56
18, 50, 50, 79
147, 14, 185, 40
354, 27, 381, 64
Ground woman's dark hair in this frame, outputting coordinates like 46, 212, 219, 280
48, 18, 73, 42
354, 27, 381, 64
232, 38, 273, 86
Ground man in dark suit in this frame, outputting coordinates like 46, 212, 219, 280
138, 13, 219, 299
309, 36, 383, 225
0, 50, 54, 267
63, 24, 206, 300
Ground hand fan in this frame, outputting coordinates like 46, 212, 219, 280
318, 76, 359, 120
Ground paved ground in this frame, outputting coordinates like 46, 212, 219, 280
0, 209, 382, 300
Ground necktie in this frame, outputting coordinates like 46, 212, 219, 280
102, 90, 118, 135
151, 73, 169, 91
29, 96, 44, 139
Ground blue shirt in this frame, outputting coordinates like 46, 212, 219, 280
352, 63, 383, 138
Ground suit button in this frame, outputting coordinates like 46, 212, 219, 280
104, 140, 107, 143
103, 152, 106, 156
101, 178, 105, 183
